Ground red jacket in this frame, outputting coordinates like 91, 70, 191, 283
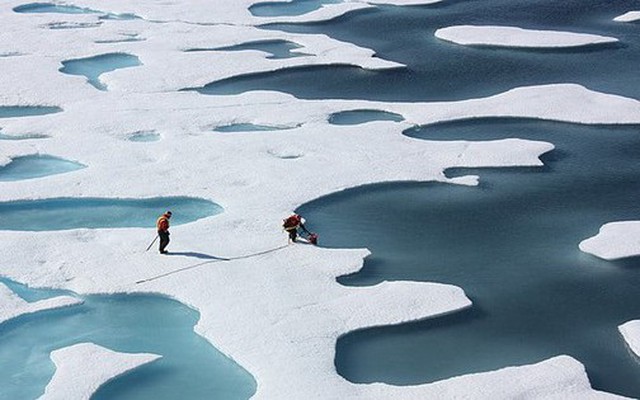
157, 214, 170, 232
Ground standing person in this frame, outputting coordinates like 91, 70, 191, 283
156, 211, 172, 254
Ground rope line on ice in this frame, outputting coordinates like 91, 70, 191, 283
135, 245, 289, 285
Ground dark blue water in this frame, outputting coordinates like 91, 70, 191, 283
189, 40, 308, 59
328, 109, 404, 125
59, 53, 142, 91
197, 0, 640, 101
299, 118, 640, 397
0, 279, 256, 400
0, 155, 85, 181
0, 197, 221, 231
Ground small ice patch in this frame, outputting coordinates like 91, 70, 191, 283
435, 25, 618, 48
614, 11, 640, 23
619, 320, 640, 358
41, 343, 160, 400
579, 221, 640, 260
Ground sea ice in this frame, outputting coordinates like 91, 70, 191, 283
0, 282, 82, 325
579, 221, 640, 260
435, 25, 618, 48
614, 11, 640, 23
40, 343, 160, 400
1, 0, 639, 398
619, 321, 640, 359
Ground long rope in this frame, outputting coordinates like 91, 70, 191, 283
135, 245, 288, 285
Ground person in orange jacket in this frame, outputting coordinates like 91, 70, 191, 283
156, 211, 172, 254
283, 213, 317, 244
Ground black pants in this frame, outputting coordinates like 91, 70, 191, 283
158, 230, 170, 253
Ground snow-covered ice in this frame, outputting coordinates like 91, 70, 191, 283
0, 282, 82, 325
619, 321, 640, 359
579, 221, 640, 260
614, 11, 640, 23
435, 25, 618, 48
1, 0, 640, 398
40, 342, 160, 400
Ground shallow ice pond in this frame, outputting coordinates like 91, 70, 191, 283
0, 279, 256, 400
0, 155, 85, 181
249, 0, 342, 17
13, 3, 101, 14
328, 110, 404, 125
0, 106, 61, 119
59, 53, 142, 91
0, 197, 221, 231
213, 123, 295, 132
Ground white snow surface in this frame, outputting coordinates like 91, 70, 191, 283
40, 343, 161, 400
579, 221, 640, 260
614, 11, 640, 22
2, 0, 640, 398
619, 320, 640, 359
435, 25, 618, 48
0, 283, 82, 325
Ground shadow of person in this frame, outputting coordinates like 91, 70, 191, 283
165, 251, 228, 260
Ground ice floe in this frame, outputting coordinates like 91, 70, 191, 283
579, 221, 640, 260
40, 343, 160, 400
0, 282, 82, 325
614, 11, 640, 23
435, 25, 618, 48
619, 321, 640, 359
